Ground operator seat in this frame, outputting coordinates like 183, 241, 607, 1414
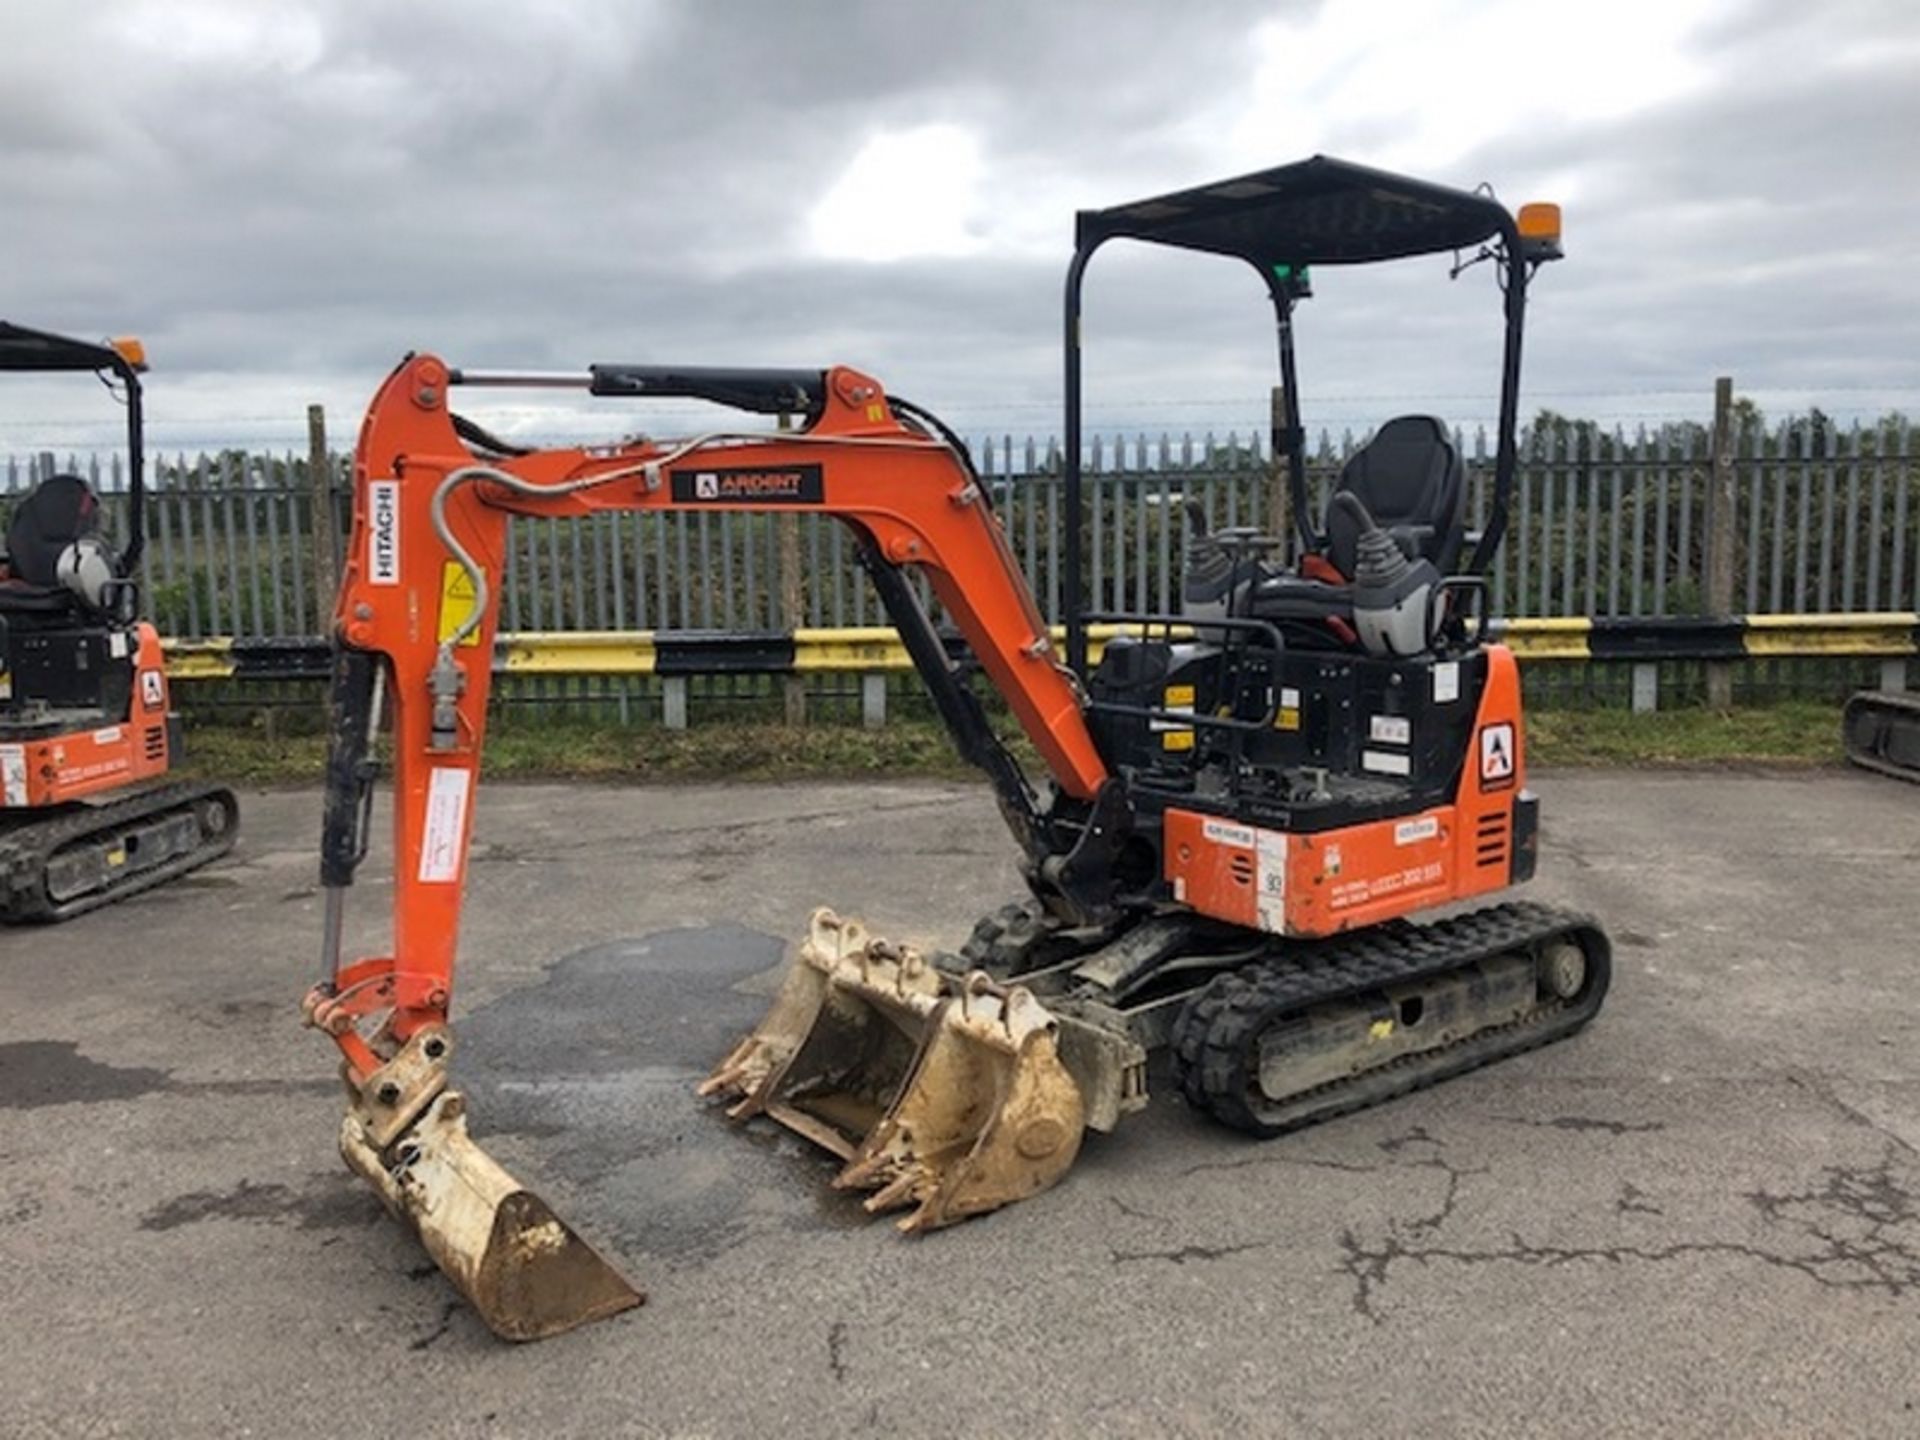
0, 473, 103, 616
1248, 415, 1465, 645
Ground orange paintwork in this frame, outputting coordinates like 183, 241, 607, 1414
328, 354, 1112, 1042
1163, 645, 1528, 938
1, 623, 172, 808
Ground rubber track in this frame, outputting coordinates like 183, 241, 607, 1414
1171, 900, 1610, 1137
0, 780, 239, 923
1842, 691, 1920, 783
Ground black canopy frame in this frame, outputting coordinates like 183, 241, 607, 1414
1061, 154, 1533, 675
0, 321, 148, 575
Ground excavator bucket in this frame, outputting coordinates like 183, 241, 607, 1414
339, 1088, 643, 1341
701, 909, 1086, 1231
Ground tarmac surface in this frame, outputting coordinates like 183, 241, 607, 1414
2, 769, 1918, 1438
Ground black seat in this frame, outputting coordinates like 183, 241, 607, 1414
1323, 415, 1465, 575
0, 474, 102, 616
1245, 416, 1464, 646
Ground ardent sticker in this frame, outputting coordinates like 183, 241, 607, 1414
368, 480, 401, 584
669, 464, 825, 505
1202, 818, 1256, 848
141, 670, 165, 708
1362, 748, 1412, 776
418, 766, 472, 883
1394, 816, 1441, 846
1369, 715, 1411, 746
0, 744, 26, 806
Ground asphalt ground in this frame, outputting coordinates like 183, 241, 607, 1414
2, 769, 1917, 1438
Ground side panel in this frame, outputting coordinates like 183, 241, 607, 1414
1450, 643, 1526, 901
1160, 643, 1532, 937
0, 623, 171, 808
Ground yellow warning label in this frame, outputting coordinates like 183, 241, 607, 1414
437, 561, 482, 646
1164, 684, 1195, 708
1369, 1018, 1395, 1040
866, 402, 887, 423
1276, 706, 1300, 731
1162, 729, 1195, 752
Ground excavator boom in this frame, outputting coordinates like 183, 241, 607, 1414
308, 353, 1118, 1338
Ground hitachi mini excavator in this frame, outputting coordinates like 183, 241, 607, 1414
0, 323, 238, 921
307, 157, 1610, 1339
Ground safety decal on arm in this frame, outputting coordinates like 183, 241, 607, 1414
418, 766, 472, 883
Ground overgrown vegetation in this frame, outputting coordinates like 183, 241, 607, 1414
177, 700, 1845, 787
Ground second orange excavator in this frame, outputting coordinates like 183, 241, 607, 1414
304, 156, 1610, 1339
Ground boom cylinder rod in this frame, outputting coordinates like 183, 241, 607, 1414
446, 370, 592, 388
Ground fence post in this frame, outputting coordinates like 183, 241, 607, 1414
663, 676, 689, 730
861, 674, 887, 729
1705, 377, 1736, 709
777, 413, 807, 725
1632, 663, 1660, 714
307, 405, 338, 624
1881, 658, 1909, 693
1268, 384, 1291, 547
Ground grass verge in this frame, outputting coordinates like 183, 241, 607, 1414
176, 700, 1845, 786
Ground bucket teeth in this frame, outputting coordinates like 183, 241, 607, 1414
341, 1089, 643, 1342
702, 908, 1086, 1232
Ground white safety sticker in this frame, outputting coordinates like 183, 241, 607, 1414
418, 766, 472, 883
109, 631, 129, 659
93, 726, 121, 745
1480, 723, 1516, 785
368, 480, 402, 585
1255, 829, 1288, 932
1362, 748, 1413, 777
141, 670, 165, 708
1433, 660, 1460, 705
1395, 816, 1441, 846
1369, 715, 1411, 746
0, 744, 26, 806
1202, 817, 1256, 849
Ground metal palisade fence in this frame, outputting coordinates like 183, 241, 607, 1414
5, 414, 1919, 718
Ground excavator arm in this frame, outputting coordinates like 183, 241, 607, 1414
305, 352, 1120, 1338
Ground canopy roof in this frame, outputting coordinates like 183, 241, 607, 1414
1073, 154, 1510, 269
0, 321, 138, 374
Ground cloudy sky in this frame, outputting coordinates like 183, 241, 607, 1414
4, 0, 1917, 457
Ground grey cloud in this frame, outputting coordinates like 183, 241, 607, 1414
2, 0, 1916, 457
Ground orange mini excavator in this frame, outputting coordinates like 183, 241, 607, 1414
306, 157, 1610, 1339
0, 323, 237, 921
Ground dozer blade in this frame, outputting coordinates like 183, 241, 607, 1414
701, 909, 1086, 1232
340, 1089, 643, 1342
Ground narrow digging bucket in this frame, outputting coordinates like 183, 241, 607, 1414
341, 1089, 643, 1342
701, 909, 1086, 1232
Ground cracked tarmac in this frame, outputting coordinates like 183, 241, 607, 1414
2, 771, 1918, 1437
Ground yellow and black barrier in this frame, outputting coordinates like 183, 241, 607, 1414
162, 613, 1920, 685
